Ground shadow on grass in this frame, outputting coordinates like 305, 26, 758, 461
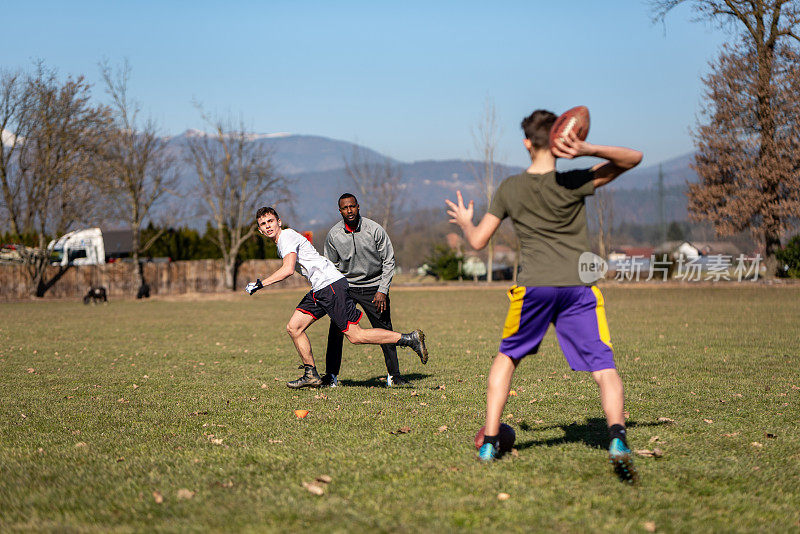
514, 418, 669, 450
340, 372, 432, 388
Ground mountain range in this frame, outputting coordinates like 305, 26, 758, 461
165, 130, 699, 228
2, 127, 699, 229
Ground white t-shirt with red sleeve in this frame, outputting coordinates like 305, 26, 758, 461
276, 228, 344, 292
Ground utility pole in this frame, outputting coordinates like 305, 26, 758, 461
658, 163, 665, 245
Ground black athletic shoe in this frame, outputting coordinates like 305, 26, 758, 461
320, 374, 339, 388
407, 329, 428, 364
387, 374, 410, 387
287, 367, 323, 389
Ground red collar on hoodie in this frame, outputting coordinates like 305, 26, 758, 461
344, 218, 361, 233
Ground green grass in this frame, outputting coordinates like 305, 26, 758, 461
1, 286, 799, 532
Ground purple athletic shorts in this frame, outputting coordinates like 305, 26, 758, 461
499, 285, 615, 372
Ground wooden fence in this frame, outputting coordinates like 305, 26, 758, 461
0, 259, 307, 300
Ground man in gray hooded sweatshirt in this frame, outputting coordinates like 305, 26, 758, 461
322, 193, 426, 387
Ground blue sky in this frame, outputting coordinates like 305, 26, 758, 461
4, 1, 730, 168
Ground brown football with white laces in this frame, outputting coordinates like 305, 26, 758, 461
549, 105, 590, 149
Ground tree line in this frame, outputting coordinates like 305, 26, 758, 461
140, 223, 279, 262
1, 61, 289, 296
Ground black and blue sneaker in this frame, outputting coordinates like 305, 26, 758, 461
609, 437, 638, 484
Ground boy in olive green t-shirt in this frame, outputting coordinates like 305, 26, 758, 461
446, 109, 642, 482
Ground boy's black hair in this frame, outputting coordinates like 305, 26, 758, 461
338, 193, 358, 205
256, 206, 280, 220
521, 109, 557, 150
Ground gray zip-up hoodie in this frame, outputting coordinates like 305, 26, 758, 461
324, 216, 395, 294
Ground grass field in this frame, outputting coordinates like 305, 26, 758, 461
1, 285, 799, 532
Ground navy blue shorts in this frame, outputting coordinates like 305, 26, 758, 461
296, 277, 363, 332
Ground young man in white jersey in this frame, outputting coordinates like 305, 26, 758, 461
245, 207, 428, 388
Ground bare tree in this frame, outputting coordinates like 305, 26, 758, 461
653, 0, 800, 274
469, 97, 501, 282
0, 69, 32, 237
187, 112, 289, 290
97, 61, 178, 295
3, 65, 111, 296
593, 187, 615, 258
343, 145, 404, 232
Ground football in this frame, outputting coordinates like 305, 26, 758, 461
474, 423, 516, 453
549, 105, 590, 148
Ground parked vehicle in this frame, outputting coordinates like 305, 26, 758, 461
48, 228, 134, 266
0, 243, 30, 263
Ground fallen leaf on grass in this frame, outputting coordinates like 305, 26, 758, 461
390, 427, 411, 435
74, 442, 88, 449
294, 409, 309, 419
436, 384, 446, 390
635, 448, 664, 458
410, 390, 419, 396
723, 432, 740, 437
509, 390, 518, 396
703, 419, 713, 424
209, 438, 224, 445
497, 493, 510, 501
657, 417, 675, 424
116, 457, 125, 462
751, 442, 763, 448
152, 491, 164, 504
437, 425, 448, 433
302, 482, 324, 496
643, 521, 656, 532
315, 475, 332, 484
268, 439, 283, 444
648, 436, 660, 444
26, 368, 34, 373
261, 384, 268, 389
177, 489, 195, 500
511, 449, 519, 458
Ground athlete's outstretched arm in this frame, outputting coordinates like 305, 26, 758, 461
261, 252, 297, 287
446, 190, 502, 250
552, 131, 642, 188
